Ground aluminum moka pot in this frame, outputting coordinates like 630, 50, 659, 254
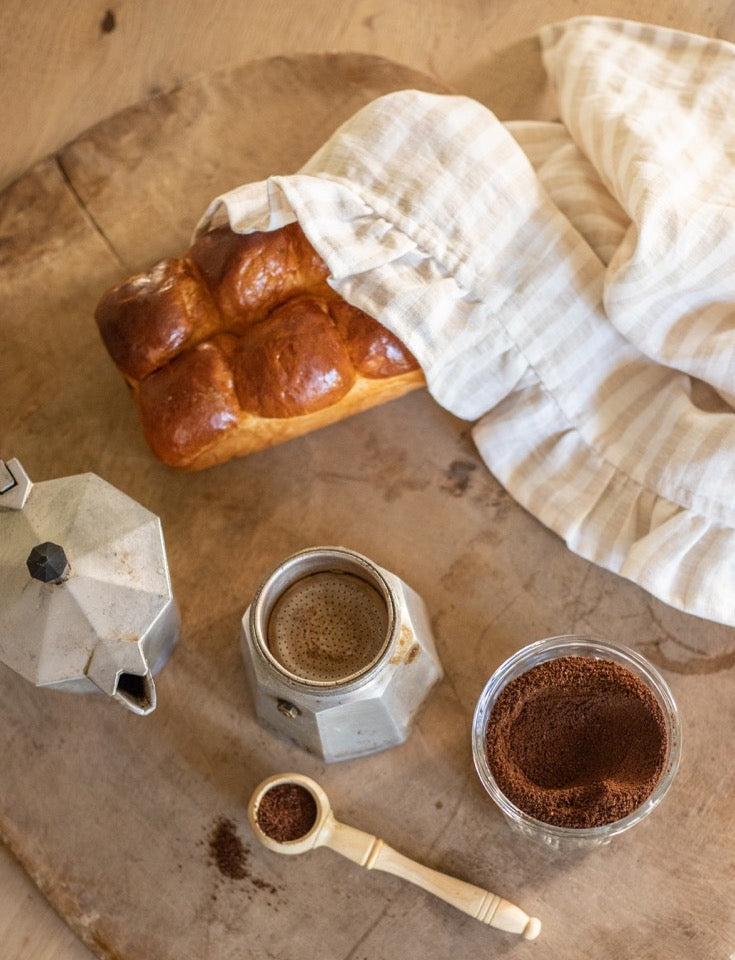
0, 458, 179, 715
241, 546, 443, 762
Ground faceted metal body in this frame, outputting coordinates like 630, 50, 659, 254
241, 546, 443, 762
0, 459, 178, 715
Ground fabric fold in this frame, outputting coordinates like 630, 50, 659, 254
196, 17, 735, 627
540, 17, 735, 404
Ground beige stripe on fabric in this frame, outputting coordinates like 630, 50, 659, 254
197, 18, 735, 625
541, 17, 735, 399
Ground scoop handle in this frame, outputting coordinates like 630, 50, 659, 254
319, 816, 541, 940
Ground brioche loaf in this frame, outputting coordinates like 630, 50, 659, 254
95, 222, 425, 470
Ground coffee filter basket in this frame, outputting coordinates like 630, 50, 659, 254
240, 546, 443, 762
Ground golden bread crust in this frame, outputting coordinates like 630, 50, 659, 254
94, 223, 425, 469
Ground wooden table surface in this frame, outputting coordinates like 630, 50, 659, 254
2, 3, 735, 959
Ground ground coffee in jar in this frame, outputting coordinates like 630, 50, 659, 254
256, 782, 318, 842
485, 656, 669, 828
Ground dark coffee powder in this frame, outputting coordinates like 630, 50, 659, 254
209, 816, 251, 879
256, 783, 318, 842
485, 656, 669, 829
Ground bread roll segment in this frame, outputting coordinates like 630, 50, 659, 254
95, 223, 425, 470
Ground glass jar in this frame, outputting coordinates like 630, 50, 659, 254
471, 635, 681, 850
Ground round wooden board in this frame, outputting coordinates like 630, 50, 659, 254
1, 53, 735, 960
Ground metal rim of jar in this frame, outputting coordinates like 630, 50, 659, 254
248, 546, 400, 692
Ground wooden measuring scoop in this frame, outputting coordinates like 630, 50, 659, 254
248, 773, 541, 940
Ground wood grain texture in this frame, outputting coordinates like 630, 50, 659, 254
2, 4, 735, 960
57, 53, 450, 271
2, 0, 735, 192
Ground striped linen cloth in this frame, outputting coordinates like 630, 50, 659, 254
197, 17, 735, 627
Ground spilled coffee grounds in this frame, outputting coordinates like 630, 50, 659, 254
485, 656, 669, 828
257, 783, 318, 842
209, 816, 250, 879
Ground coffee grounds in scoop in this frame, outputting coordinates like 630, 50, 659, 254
485, 656, 669, 828
257, 783, 318, 842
